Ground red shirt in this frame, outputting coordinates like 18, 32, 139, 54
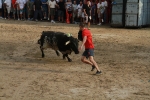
12, 0, 17, 8
82, 28, 94, 49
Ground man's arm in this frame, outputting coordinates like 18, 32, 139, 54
79, 36, 87, 51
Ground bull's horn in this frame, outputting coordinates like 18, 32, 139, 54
65, 41, 70, 45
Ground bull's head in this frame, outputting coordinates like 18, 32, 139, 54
65, 37, 79, 54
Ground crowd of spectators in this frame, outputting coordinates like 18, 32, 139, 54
0, 0, 111, 28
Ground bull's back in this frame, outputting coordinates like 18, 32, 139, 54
41, 31, 69, 43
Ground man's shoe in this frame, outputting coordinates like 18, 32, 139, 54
91, 65, 95, 71
96, 71, 102, 75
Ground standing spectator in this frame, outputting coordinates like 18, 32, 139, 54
33, 0, 42, 21
83, 0, 91, 30
27, 0, 33, 20
23, 0, 28, 20
65, 0, 72, 24
47, 0, 57, 23
30, 0, 34, 20
41, 0, 48, 19
91, 1, 96, 24
12, 0, 17, 20
97, 0, 104, 25
77, 1, 82, 22
0, 0, 2, 18
16, 0, 25, 20
4, 0, 11, 19
72, 0, 77, 23
103, 0, 107, 23
57, 0, 65, 22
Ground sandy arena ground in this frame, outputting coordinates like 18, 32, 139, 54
0, 19, 150, 100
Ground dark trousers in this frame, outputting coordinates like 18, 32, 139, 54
34, 10, 42, 19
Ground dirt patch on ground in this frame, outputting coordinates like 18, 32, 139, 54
0, 19, 150, 100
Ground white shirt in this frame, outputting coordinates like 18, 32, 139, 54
48, 0, 56, 8
97, 2, 105, 9
77, 4, 82, 12
16, 0, 25, 9
104, 1, 107, 7
4, 0, 11, 8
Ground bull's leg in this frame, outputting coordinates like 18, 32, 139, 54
40, 46, 45, 58
55, 50, 60, 56
64, 54, 72, 62
63, 54, 66, 60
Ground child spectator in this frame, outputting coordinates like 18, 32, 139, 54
97, 0, 105, 25
4, 0, 11, 19
57, 0, 65, 22
72, 0, 77, 23
12, 0, 17, 20
47, 0, 57, 23
77, 1, 82, 22
65, 0, 72, 24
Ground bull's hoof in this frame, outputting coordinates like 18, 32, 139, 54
68, 59, 72, 62
42, 54, 45, 58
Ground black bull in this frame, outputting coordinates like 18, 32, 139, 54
38, 31, 79, 62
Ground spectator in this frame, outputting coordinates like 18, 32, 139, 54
4, 0, 11, 20
27, 0, 33, 20
47, 0, 57, 23
0, 0, 2, 18
83, 0, 91, 29
91, 1, 96, 24
16, 0, 25, 20
12, 0, 17, 20
72, 0, 77, 23
41, 0, 48, 20
103, 0, 107, 23
23, 0, 28, 20
97, 0, 104, 25
57, 0, 65, 22
77, 1, 82, 22
65, 0, 72, 24
33, 0, 42, 21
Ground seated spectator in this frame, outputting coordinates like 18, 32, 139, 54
47, 0, 57, 23
72, 0, 77, 23
57, 0, 65, 22
4, 0, 11, 20
65, 0, 72, 24
33, 0, 42, 21
97, 0, 105, 25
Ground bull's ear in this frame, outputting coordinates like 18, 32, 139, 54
65, 41, 70, 45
